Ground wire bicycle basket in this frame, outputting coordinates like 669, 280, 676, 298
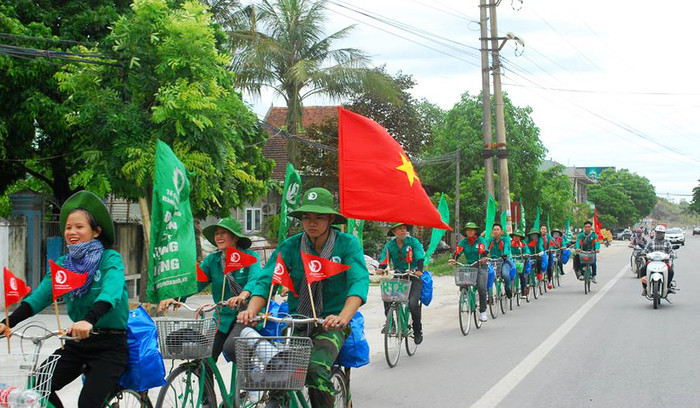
380, 278, 412, 303
233, 336, 312, 391
155, 317, 217, 360
0, 353, 60, 408
455, 267, 480, 286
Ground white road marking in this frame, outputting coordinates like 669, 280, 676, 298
471, 264, 629, 408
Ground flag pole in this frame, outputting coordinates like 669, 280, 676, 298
4, 306, 10, 353
262, 284, 276, 328
53, 300, 64, 349
307, 284, 319, 327
221, 277, 227, 304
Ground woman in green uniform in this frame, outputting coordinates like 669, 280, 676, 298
0, 191, 129, 407
237, 187, 369, 408
158, 217, 260, 362
449, 222, 489, 321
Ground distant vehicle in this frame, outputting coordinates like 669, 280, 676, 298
665, 228, 685, 246
693, 226, 700, 236
613, 228, 633, 240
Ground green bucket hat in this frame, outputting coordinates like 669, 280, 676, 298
551, 228, 563, 235
387, 223, 413, 237
203, 217, 252, 249
60, 191, 115, 246
528, 227, 541, 236
462, 222, 480, 233
289, 188, 347, 224
510, 229, 526, 238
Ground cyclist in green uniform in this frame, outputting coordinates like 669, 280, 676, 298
551, 228, 566, 276
574, 221, 601, 283
485, 223, 513, 299
539, 226, 558, 289
526, 228, 544, 281
0, 191, 129, 407
238, 188, 369, 408
510, 229, 531, 296
158, 217, 260, 362
377, 223, 426, 344
449, 222, 489, 321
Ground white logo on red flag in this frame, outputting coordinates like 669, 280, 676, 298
9, 278, 17, 291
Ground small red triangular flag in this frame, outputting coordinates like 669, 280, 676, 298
49, 260, 88, 300
4, 266, 31, 307
196, 263, 208, 283
301, 251, 350, 284
271, 253, 297, 297
406, 246, 413, 264
224, 247, 258, 274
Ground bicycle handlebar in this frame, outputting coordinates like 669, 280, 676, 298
249, 315, 325, 325
11, 328, 76, 342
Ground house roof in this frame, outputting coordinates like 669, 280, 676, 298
261, 106, 338, 180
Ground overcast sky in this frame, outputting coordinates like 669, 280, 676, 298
245, 0, 700, 200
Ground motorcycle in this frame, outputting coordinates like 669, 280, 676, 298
629, 244, 645, 278
643, 248, 678, 309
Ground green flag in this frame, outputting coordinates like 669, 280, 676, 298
485, 195, 497, 238
565, 216, 573, 243
347, 219, 365, 249
278, 163, 302, 242
500, 210, 510, 247
547, 213, 551, 232
147, 140, 197, 302
519, 201, 526, 232
533, 207, 541, 231
425, 195, 450, 266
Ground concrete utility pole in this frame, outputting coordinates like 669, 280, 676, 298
479, 0, 495, 204
488, 1, 512, 232
455, 149, 461, 243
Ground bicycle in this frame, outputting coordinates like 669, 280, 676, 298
3, 325, 151, 408
453, 261, 483, 335
544, 249, 561, 289
511, 256, 527, 309
579, 251, 597, 295
486, 258, 507, 317
380, 271, 419, 368
528, 255, 541, 300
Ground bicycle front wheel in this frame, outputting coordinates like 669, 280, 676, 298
459, 288, 471, 336
500, 283, 508, 315
472, 288, 483, 329
105, 389, 153, 408
330, 367, 349, 408
384, 305, 402, 368
405, 307, 418, 356
489, 287, 499, 319
155, 363, 216, 408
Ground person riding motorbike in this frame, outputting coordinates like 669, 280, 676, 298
640, 225, 676, 296
630, 228, 647, 248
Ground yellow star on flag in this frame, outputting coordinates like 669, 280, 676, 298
396, 153, 420, 187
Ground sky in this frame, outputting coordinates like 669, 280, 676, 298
244, 0, 700, 201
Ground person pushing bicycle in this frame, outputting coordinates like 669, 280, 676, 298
449, 222, 489, 322
237, 187, 369, 408
377, 223, 426, 344
574, 221, 600, 283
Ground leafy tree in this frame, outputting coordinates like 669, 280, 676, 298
690, 179, 700, 214
531, 165, 574, 229
55, 0, 273, 217
588, 168, 656, 228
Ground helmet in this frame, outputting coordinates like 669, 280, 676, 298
636, 228, 642, 233
655, 225, 666, 233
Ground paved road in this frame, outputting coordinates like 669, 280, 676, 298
352, 235, 700, 408
2, 235, 697, 407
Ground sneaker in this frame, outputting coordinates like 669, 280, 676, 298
641, 289, 647, 296
668, 287, 676, 294
381, 325, 386, 334
524, 287, 530, 296
547, 283, 553, 290
592, 276, 598, 284
560, 270, 566, 276
414, 333, 423, 345
506, 291, 513, 299
479, 311, 488, 322
577, 275, 584, 281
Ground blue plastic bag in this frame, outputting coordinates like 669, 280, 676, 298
119, 306, 166, 391
522, 258, 532, 275
487, 264, 496, 288
336, 312, 370, 368
561, 248, 571, 264
420, 271, 433, 306
540, 253, 549, 271
258, 301, 289, 336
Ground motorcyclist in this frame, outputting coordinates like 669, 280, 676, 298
630, 228, 647, 248
640, 225, 676, 296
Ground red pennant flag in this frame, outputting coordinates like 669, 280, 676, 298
4, 267, 31, 307
454, 244, 464, 258
49, 260, 88, 300
406, 246, 413, 264
271, 253, 297, 297
224, 247, 258, 274
379, 248, 390, 267
338, 107, 452, 231
594, 208, 604, 242
301, 251, 350, 284
196, 263, 208, 283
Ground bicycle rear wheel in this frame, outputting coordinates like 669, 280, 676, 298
489, 286, 499, 319
330, 367, 349, 408
499, 283, 508, 315
155, 363, 216, 408
472, 288, 483, 329
583, 266, 590, 295
384, 305, 402, 368
104, 389, 153, 408
405, 306, 418, 356
530, 274, 538, 300
459, 288, 471, 336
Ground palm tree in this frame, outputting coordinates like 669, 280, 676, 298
229, 0, 396, 135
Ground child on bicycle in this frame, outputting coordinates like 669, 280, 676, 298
237, 187, 369, 408
0, 191, 129, 407
158, 217, 260, 362
448, 222, 489, 322
377, 223, 426, 344
485, 223, 513, 299
510, 229, 531, 296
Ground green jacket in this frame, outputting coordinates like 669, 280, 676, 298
510, 240, 531, 258
455, 236, 487, 265
252, 232, 369, 317
575, 232, 600, 251
526, 237, 543, 253
378, 236, 425, 271
197, 249, 260, 332
24, 249, 129, 330
485, 236, 511, 258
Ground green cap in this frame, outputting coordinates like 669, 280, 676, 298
203, 217, 252, 249
289, 188, 347, 224
528, 227, 540, 236
510, 229, 526, 238
551, 228, 563, 234
387, 223, 413, 237
462, 222, 479, 232
60, 191, 115, 245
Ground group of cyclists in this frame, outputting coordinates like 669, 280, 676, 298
0, 185, 627, 408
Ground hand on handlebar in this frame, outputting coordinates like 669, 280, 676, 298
413, 270, 423, 277
68, 320, 93, 340
158, 298, 180, 313
448, 259, 457, 266
237, 309, 259, 326
322, 314, 350, 330
227, 291, 250, 309
0, 322, 9, 339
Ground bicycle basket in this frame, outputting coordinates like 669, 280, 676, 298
455, 267, 479, 286
234, 336, 312, 391
379, 278, 411, 303
580, 253, 596, 265
0, 353, 60, 408
155, 318, 217, 359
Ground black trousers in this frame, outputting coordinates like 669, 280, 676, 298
46, 333, 128, 408
383, 276, 423, 335
573, 255, 597, 277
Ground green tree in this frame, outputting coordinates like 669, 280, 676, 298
588, 168, 656, 228
56, 0, 273, 217
531, 165, 574, 229
228, 0, 397, 135
690, 179, 700, 214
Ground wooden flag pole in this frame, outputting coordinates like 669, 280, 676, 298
4, 306, 10, 353
53, 300, 64, 349
307, 283, 318, 327
221, 277, 227, 304
262, 284, 276, 329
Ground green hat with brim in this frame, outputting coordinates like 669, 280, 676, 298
551, 228, 563, 235
510, 229, 526, 238
528, 228, 541, 236
387, 223, 413, 237
60, 191, 115, 246
289, 188, 347, 224
462, 222, 480, 233
203, 217, 252, 249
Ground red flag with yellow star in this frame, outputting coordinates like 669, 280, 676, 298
338, 107, 452, 230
